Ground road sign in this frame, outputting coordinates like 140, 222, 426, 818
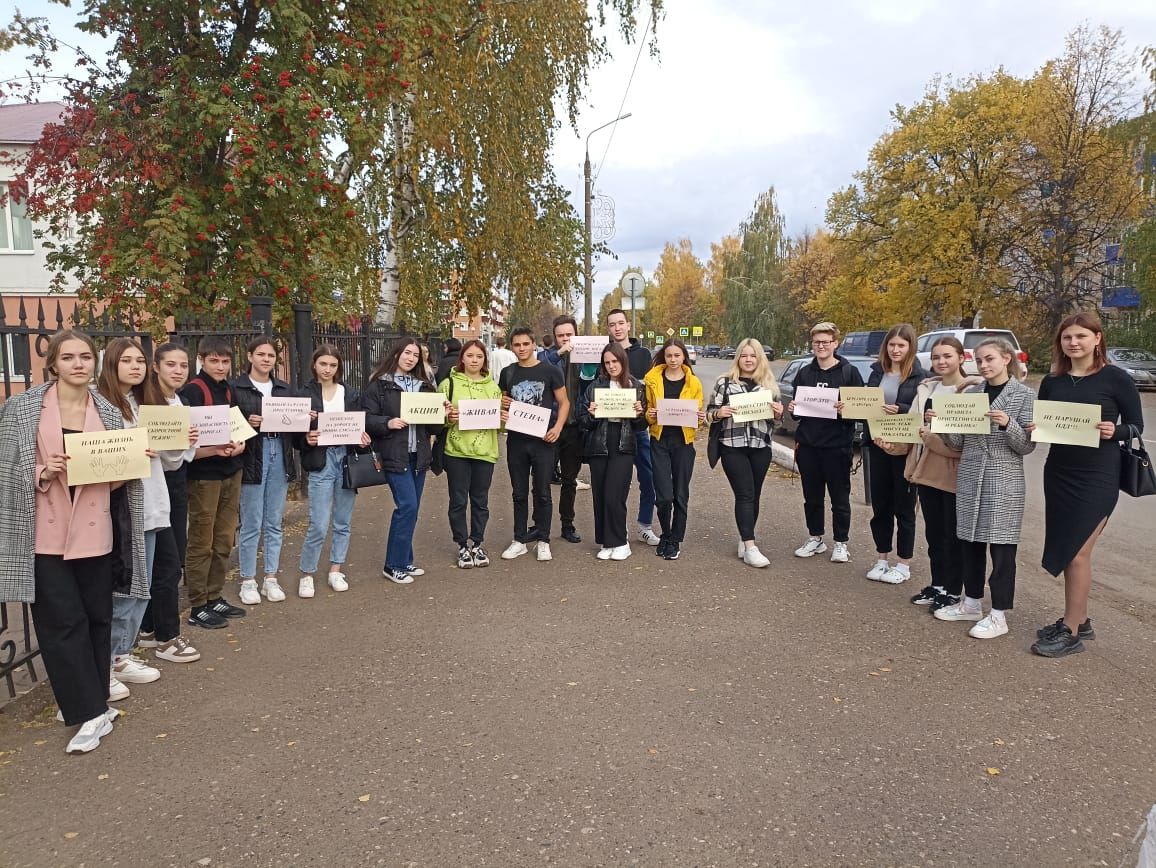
655, 335, 665, 344
620, 270, 645, 298
621, 296, 645, 310
647, 331, 654, 338
679, 327, 689, 337
665, 327, 675, 337
692, 326, 703, 338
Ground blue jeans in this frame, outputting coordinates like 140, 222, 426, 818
385, 452, 426, 571
238, 437, 290, 579
633, 430, 656, 526
299, 447, 358, 574
110, 528, 157, 659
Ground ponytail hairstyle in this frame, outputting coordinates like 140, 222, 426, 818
95, 337, 148, 420
974, 337, 1021, 382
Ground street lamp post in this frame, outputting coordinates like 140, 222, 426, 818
583, 113, 632, 335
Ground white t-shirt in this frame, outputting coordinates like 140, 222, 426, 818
322, 384, 346, 414
252, 378, 274, 398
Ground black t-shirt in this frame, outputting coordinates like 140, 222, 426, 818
985, 381, 1008, 403
499, 362, 565, 437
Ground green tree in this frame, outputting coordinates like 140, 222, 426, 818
719, 187, 793, 348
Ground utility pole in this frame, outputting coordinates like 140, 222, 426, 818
583, 113, 631, 335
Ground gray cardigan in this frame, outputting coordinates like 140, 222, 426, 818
0, 383, 149, 604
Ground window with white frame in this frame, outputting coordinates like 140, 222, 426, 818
0, 182, 34, 252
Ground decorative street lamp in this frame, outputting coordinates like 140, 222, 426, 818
583, 113, 631, 335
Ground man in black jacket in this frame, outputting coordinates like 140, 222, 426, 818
435, 338, 462, 385
786, 322, 865, 564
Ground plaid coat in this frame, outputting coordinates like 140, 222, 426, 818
941, 376, 1035, 544
0, 383, 149, 604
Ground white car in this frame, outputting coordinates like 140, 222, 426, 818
915, 328, 1028, 376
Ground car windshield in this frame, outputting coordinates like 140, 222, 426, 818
963, 330, 1018, 349
1112, 348, 1156, 362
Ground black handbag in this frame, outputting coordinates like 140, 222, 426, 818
707, 386, 728, 469
342, 449, 389, 490
1120, 424, 1156, 498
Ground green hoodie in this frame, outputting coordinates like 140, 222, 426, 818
438, 369, 503, 463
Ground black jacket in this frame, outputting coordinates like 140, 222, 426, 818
295, 380, 363, 473
577, 376, 648, 458
180, 372, 243, 481
867, 361, 926, 414
363, 373, 442, 474
232, 373, 298, 485
790, 355, 865, 449
625, 339, 652, 380
435, 352, 460, 385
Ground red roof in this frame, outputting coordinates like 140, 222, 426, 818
0, 101, 67, 144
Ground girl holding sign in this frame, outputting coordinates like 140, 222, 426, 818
296, 345, 372, 598
864, 324, 926, 586
578, 343, 648, 560
643, 339, 705, 560
233, 337, 298, 605
0, 330, 148, 754
364, 338, 446, 584
932, 338, 1035, 639
1027, 313, 1143, 658
706, 338, 783, 568
439, 339, 503, 570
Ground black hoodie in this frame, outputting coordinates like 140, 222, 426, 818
790, 355, 864, 449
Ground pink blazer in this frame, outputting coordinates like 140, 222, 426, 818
33, 386, 113, 559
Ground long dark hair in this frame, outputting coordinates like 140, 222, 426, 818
1051, 311, 1108, 376
455, 338, 490, 375
95, 337, 148, 420
877, 323, 917, 379
142, 342, 190, 406
652, 338, 689, 369
600, 342, 632, 388
311, 343, 345, 384
369, 337, 430, 385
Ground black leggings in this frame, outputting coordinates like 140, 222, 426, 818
444, 455, 494, 546
720, 445, 774, 541
917, 485, 962, 594
867, 444, 917, 559
652, 437, 695, 544
962, 540, 1017, 610
142, 466, 188, 642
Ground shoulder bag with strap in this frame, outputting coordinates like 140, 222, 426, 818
1121, 423, 1156, 497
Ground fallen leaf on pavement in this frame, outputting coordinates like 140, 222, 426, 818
64, 832, 78, 839
33, 740, 47, 746
985, 767, 1000, 776
155, 733, 167, 739
358, 794, 371, 802
97, 774, 109, 780
993, 738, 1005, 746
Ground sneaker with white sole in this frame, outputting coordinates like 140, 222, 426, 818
137, 630, 159, 649
969, 611, 1008, 639
501, 541, 528, 560
934, 601, 984, 622
470, 544, 490, 569
877, 566, 910, 584
866, 561, 890, 581
239, 579, 261, 605
66, 713, 113, 754
406, 565, 426, 577
743, 546, 770, 568
112, 654, 160, 684
830, 542, 850, 563
327, 571, 349, 591
154, 636, 201, 663
108, 676, 130, 702
537, 541, 553, 562
261, 578, 286, 602
910, 585, 943, 605
57, 707, 119, 724
794, 537, 827, 558
383, 568, 414, 584
737, 540, 746, 559
457, 545, 475, 569
638, 526, 661, 546
610, 544, 632, 561
298, 576, 315, 598
596, 547, 613, 560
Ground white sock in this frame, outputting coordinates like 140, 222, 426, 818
874, 558, 889, 569
990, 608, 1006, 619
895, 563, 911, 577
963, 596, 983, 611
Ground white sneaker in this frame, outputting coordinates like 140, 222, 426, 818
239, 579, 261, 605
57, 707, 119, 724
406, 566, 426, 577
794, 537, 827, 558
576, 478, 591, 490
327, 572, 349, 592
596, 547, 613, 560
830, 542, 850, 563
610, 544, 632, 561
737, 540, 746, 559
501, 541, 528, 560
154, 636, 201, 664
537, 541, 553, 562
262, 578, 286, 602
638, 526, 661, 546
743, 546, 770, 568
298, 576, 315, 599
878, 567, 910, 585
866, 561, 890, 581
108, 676, 130, 702
136, 631, 159, 649
112, 654, 160, 684
66, 713, 114, 754
969, 611, 1009, 639
934, 601, 984, 622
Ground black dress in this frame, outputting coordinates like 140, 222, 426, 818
1038, 365, 1144, 576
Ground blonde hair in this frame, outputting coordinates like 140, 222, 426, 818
723, 338, 780, 397
810, 321, 839, 339
974, 337, 1022, 381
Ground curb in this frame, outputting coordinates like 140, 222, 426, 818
771, 439, 796, 472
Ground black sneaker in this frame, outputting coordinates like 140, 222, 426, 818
560, 526, 582, 544
457, 545, 474, 569
1031, 624, 1086, 658
187, 606, 229, 629
1037, 618, 1095, 641
910, 585, 942, 606
656, 540, 669, 558
663, 543, 681, 560
207, 597, 246, 619
471, 542, 490, 569
927, 592, 960, 613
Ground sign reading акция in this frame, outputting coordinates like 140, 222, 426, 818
400, 392, 446, 424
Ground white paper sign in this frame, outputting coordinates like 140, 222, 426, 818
457, 399, 501, 430
188, 405, 231, 446
569, 336, 609, 364
260, 397, 312, 432
505, 401, 550, 438
793, 386, 839, 419
317, 411, 365, 446
657, 398, 699, 427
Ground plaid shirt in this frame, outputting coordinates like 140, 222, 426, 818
706, 377, 776, 449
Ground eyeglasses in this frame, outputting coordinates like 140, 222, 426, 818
811, 340, 835, 347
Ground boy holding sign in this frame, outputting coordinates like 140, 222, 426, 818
787, 322, 864, 564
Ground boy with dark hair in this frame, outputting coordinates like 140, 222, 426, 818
543, 314, 585, 543
181, 337, 247, 628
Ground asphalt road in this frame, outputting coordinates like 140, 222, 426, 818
1, 359, 1154, 867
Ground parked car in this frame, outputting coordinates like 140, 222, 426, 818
915, 328, 1028, 376
837, 330, 888, 358
762, 344, 776, 362
721, 345, 736, 359
1107, 347, 1156, 390
776, 354, 875, 445
704, 345, 721, 358
686, 344, 698, 364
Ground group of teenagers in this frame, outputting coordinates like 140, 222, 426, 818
0, 307, 1143, 755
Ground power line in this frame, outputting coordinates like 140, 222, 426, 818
592, 8, 652, 187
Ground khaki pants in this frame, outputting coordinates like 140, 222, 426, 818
185, 473, 242, 607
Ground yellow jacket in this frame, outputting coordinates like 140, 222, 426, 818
643, 364, 703, 444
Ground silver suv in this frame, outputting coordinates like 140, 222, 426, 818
915, 329, 1028, 376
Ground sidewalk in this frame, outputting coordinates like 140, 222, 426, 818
1, 439, 1154, 866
